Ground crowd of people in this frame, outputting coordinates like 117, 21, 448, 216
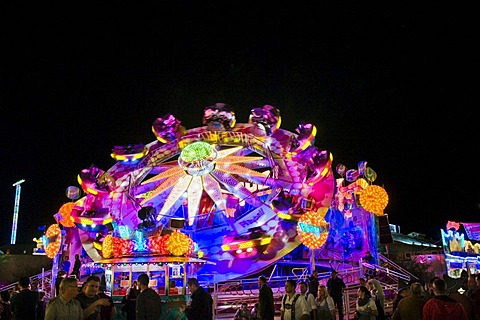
234, 268, 480, 320
4, 257, 480, 320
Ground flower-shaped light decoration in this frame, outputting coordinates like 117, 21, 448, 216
112, 237, 134, 257
148, 234, 170, 254
140, 140, 268, 226
359, 185, 389, 216
101, 234, 114, 258
58, 202, 75, 228
296, 210, 329, 249
45, 224, 62, 259
167, 231, 194, 256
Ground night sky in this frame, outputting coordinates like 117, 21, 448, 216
1, 2, 478, 246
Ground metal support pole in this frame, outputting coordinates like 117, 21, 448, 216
11, 179, 25, 244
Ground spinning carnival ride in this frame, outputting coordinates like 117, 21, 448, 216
49, 104, 387, 283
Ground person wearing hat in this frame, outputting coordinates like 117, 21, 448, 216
326, 270, 346, 320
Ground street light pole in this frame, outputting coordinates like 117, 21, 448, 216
11, 179, 25, 245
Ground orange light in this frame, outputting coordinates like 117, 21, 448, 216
359, 185, 388, 215
297, 211, 329, 249
167, 231, 193, 256
45, 224, 62, 259
102, 234, 113, 258
58, 202, 75, 227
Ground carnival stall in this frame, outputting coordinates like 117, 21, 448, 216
442, 221, 480, 278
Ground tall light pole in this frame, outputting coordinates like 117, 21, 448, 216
11, 179, 25, 245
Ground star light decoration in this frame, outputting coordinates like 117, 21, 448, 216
139, 140, 271, 225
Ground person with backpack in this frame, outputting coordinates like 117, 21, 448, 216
298, 281, 317, 319
280, 280, 310, 320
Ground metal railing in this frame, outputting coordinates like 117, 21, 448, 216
0, 268, 53, 299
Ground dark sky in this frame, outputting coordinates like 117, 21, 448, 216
1, 2, 478, 245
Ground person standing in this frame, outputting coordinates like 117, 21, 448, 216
183, 277, 213, 320
308, 270, 319, 299
71, 254, 82, 280
298, 281, 317, 319
366, 277, 385, 319
250, 303, 259, 320
61, 257, 71, 275
316, 285, 336, 320
326, 270, 346, 320
391, 287, 410, 314
355, 286, 378, 320
10, 276, 39, 320
37, 291, 46, 320
55, 271, 68, 297
136, 273, 162, 320
45, 277, 83, 320
257, 276, 275, 320
362, 251, 377, 278
98, 285, 116, 320
75, 275, 111, 320
121, 281, 139, 320
280, 280, 310, 320
0, 290, 12, 320
391, 282, 426, 320
467, 274, 480, 319
423, 278, 467, 320
367, 276, 385, 310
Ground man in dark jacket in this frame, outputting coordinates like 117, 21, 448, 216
10, 276, 39, 320
258, 276, 275, 320
75, 275, 111, 320
326, 270, 346, 320
184, 277, 213, 320
308, 270, 319, 298
136, 273, 162, 320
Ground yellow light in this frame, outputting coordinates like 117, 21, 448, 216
167, 231, 192, 256
45, 224, 62, 259
297, 211, 329, 249
260, 238, 272, 245
102, 235, 113, 258
359, 185, 389, 215
238, 241, 255, 249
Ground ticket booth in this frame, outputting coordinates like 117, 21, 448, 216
93, 255, 209, 319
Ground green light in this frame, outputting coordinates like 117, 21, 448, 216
181, 141, 212, 162
178, 141, 217, 176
